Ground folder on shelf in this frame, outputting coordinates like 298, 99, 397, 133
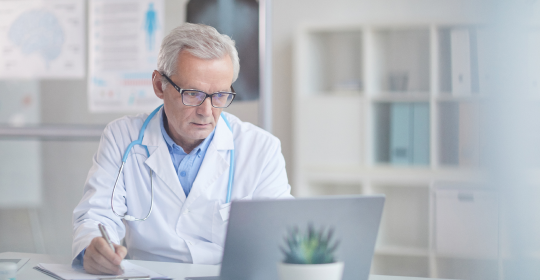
438, 103, 460, 165
390, 103, 430, 165
458, 103, 480, 166
390, 103, 412, 165
412, 103, 430, 165
451, 28, 472, 95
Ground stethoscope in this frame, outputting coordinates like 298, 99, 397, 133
111, 104, 235, 221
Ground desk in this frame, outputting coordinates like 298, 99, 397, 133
0, 252, 451, 280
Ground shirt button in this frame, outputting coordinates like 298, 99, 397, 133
180, 171, 186, 177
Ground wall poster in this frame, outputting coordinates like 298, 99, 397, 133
0, 0, 85, 79
88, 0, 164, 112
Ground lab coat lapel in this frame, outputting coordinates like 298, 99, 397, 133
143, 108, 186, 203
184, 116, 234, 206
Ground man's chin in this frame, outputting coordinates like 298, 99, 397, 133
189, 130, 212, 140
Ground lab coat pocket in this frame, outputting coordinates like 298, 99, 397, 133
218, 202, 232, 222
211, 195, 252, 247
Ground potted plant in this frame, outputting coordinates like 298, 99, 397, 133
277, 224, 344, 280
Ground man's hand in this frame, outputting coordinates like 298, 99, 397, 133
83, 237, 127, 275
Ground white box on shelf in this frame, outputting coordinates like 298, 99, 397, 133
434, 186, 498, 258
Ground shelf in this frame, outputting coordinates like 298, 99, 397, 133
435, 94, 488, 101
434, 252, 499, 261
304, 90, 364, 97
0, 124, 105, 141
302, 165, 485, 185
300, 29, 363, 94
371, 93, 430, 102
297, 94, 363, 100
306, 182, 363, 196
295, 95, 364, 166
294, 22, 491, 279
435, 256, 499, 280
373, 28, 431, 93
375, 185, 429, 249
371, 253, 430, 278
375, 245, 430, 257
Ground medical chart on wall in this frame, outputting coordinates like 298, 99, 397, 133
0, 81, 41, 207
88, 0, 164, 113
0, 0, 85, 79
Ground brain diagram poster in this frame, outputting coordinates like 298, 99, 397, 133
0, 0, 85, 78
88, 0, 164, 112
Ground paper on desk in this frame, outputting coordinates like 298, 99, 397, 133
35, 260, 169, 280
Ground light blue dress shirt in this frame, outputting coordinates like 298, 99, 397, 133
160, 112, 215, 197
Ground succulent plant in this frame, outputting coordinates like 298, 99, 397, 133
280, 224, 340, 264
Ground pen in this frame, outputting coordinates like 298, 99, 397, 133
98, 223, 125, 273
98, 223, 116, 253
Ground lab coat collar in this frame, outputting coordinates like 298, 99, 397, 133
213, 114, 234, 151
182, 114, 235, 208
141, 107, 164, 148
141, 108, 235, 206
143, 107, 187, 203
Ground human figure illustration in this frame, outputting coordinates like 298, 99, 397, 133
145, 3, 157, 51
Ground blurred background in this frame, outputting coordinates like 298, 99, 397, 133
1, 0, 540, 279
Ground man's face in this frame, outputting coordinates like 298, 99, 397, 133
152, 50, 234, 150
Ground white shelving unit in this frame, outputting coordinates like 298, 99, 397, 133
293, 23, 500, 279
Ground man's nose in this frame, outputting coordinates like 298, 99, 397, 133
196, 96, 213, 116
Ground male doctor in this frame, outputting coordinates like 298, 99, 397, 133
72, 23, 293, 274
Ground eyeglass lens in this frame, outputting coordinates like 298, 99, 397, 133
182, 90, 234, 108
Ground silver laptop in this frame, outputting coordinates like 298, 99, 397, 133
187, 195, 385, 280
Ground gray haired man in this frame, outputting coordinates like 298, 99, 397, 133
72, 23, 292, 274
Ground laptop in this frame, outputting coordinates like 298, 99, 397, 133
187, 195, 385, 280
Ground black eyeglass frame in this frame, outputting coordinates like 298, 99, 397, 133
161, 73, 236, 108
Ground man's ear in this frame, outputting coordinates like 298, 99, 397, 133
152, 70, 165, 100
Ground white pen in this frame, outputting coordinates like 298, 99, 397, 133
98, 223, 124, 273
98, 223, 116, 252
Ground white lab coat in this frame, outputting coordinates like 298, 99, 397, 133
72, 108, 293, 265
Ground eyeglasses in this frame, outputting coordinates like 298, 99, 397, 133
161, 74, 236, 108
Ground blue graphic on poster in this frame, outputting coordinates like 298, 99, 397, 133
144, 3, 158, 51
8, 9, 65, 68
0, 0, 85, 78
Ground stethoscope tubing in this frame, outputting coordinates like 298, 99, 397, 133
220, 115, 235, 204
111, 105, 234, 222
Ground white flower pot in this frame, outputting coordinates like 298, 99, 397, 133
277, 262, 344, 280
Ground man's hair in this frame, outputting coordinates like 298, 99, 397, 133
157, 23, 240, 88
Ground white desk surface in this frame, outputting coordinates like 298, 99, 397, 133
0, 252, 451, 280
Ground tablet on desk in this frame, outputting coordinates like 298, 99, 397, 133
0, 257, 30, 271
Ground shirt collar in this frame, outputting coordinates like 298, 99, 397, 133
160, 110, 215, 155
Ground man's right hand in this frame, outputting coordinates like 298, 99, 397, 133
83, 236, 127, 275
